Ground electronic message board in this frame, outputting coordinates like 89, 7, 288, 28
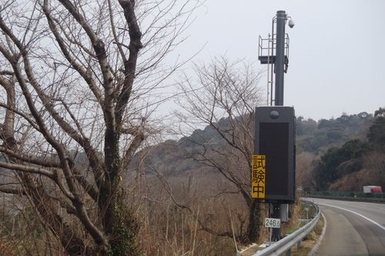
253, 106, 295, 204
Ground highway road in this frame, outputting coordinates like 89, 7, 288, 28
310, 198, 385, 256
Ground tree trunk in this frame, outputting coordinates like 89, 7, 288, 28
247, 200, 262, 243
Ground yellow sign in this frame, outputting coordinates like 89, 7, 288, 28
251, 155, 266, 199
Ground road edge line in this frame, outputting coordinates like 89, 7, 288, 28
307, 212, 327, 256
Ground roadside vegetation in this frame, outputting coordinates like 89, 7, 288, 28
0, 0, 383, 255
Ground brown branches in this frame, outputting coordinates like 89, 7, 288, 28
116, 0, 143, 124
0, 0, 200, 254
175, 56, 265, 242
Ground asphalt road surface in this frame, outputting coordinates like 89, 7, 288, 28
310, 198, 385, 256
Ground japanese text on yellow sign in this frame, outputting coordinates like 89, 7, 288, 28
251, 155, 266, 199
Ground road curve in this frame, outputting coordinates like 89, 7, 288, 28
310, 198, 385, 256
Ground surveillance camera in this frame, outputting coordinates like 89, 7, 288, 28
288, 19, 295, 28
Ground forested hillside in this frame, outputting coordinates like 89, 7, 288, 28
312, 111, 385, 192
130, 111, 380, 194
296, 112, 373, 154
133, 112, 373, 170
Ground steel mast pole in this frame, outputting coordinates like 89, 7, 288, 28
257, 9, 294, 243
274, 10, 287, 106
271, 10, 287, 242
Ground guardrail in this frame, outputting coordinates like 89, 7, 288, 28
252, 201, 320, 256
307, 194, 385, 203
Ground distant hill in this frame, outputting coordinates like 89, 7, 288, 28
129, 112, 374, 180
296, 112, 373, 154
312, 114, 385, 192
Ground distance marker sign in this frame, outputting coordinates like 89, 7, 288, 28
265, 218, 281, 228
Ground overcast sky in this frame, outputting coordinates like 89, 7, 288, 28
175, 0, 385, 120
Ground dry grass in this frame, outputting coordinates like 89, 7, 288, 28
238, 201, 324, 256
1, 172, 325, 256
131, 170, 252, 255
291, 216, 324, 256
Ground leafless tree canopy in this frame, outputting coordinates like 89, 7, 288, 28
175, 57, 266, 242
0, 0, 199, 254
177, 57, 263, 184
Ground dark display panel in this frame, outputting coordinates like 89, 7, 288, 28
260, 123, 289, 196
254, 106, 295, 204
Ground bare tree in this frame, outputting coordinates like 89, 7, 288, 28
0, 0, 199, 255
175, 56, 265, 243
363, 151, 385, 188
296, 152, 318, 192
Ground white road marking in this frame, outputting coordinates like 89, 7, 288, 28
317, 202, 385, 232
